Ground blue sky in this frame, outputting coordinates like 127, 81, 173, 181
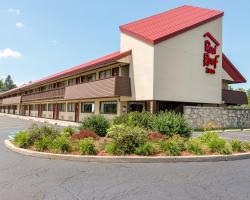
0, 0, 249, 89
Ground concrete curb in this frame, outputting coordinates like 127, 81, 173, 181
5, 140, 250, 163
224, 129, 242, 132
0, 113, 79, 127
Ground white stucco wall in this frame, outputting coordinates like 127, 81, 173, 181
120, 18, 224, 104
30, 110, 38, 117
153, 18, 223, 104
58, 111, 75, 121
222, 68, 234, 82
120, 32, 154, 100
46, 111, 53, 119
25, 110, 29, 116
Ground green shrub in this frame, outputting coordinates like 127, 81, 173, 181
13, 131, 29, 148
113, 111, 155, 130
61, 126, 75, 137
80, 115, 110, 137
244, 143, 250, 151
160, 137, 185, 156
26, 124, 59, 146
230, 139, 247, 152
34, 136, 52, 151
135, 142, 156, 156
198, 131, 220, 144
107, 124, 148, 154
187, 139, 205, 155
113, 114, 129, 125
208, 137, 231, 155
79, 138, 97, 155
52, 135, 71, 153
152, 111, 192, 137
37, 124, 60, 138
104, 141, 124, 155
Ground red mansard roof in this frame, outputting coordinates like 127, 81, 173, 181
222, 54, 247, 83
120, 5, 224, 45
0, 50, 131, 97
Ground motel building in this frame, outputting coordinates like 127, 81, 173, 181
0, 5, 248, 123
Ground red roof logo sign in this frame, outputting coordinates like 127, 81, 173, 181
203, 32, 220, 74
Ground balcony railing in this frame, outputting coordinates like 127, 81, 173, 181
22, 88, 65, 102
1, 96, 21, 105
222, 89, 248, 105
64, 76, 131, 100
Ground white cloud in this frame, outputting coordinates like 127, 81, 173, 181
0, 48, 21, 58
8, 8, 21, 15
52, 40, 59, 44
16, 22, 24, 28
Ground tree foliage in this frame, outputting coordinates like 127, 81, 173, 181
233, 88, 250, 108
247, 89, 250, 107
0, 75, 17, 92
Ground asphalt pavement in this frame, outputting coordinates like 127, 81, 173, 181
0, 115, 250, 200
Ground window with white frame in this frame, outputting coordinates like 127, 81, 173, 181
81, 102, 94, 113
81, 73, 96, 83
99, 69, 111, 79
67, 103, 75, 112
100, 101, 117, 114
48, 104, 53, 111
42, 104, 47, 111
68, 78, 76, 86
33, 104, 38, 111
58, 103, 66, 112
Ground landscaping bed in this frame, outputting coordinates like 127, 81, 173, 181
12, 112, 250, 157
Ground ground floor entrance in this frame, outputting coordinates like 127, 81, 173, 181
127, 100, 201, 114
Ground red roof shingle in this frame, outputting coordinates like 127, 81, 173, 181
120, 5, 224, 45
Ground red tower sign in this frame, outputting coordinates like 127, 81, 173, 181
203, 32, 220, 74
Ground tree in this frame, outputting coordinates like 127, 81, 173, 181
0, 75, 17, 92
247, 89, 250, 107
0, 79, 3, 92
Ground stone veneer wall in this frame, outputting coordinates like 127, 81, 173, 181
184, 106, 250, 129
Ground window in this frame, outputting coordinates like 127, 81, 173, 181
58, 103, 66, 112
42, 104, 47, 111
33, 104, 38, 111
57, 81, 65, 88
48, 104, 53, 111
81, 102, 94, 113
41, 86, 46, 92
99, 69, 111, 79
49, 84, 54, 90
67, 103, 75, 112
87, 73, 96, 81
99, 71, 105, 79
76, 77, 81, 84
81, 73, 96, 83
128, 102, 146, 112
81, 75, 86, 83
112, 67, 119, 76
100, 101, 117, 114
68, 78, 76, 86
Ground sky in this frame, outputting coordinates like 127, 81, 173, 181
0, 0, 249, 89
